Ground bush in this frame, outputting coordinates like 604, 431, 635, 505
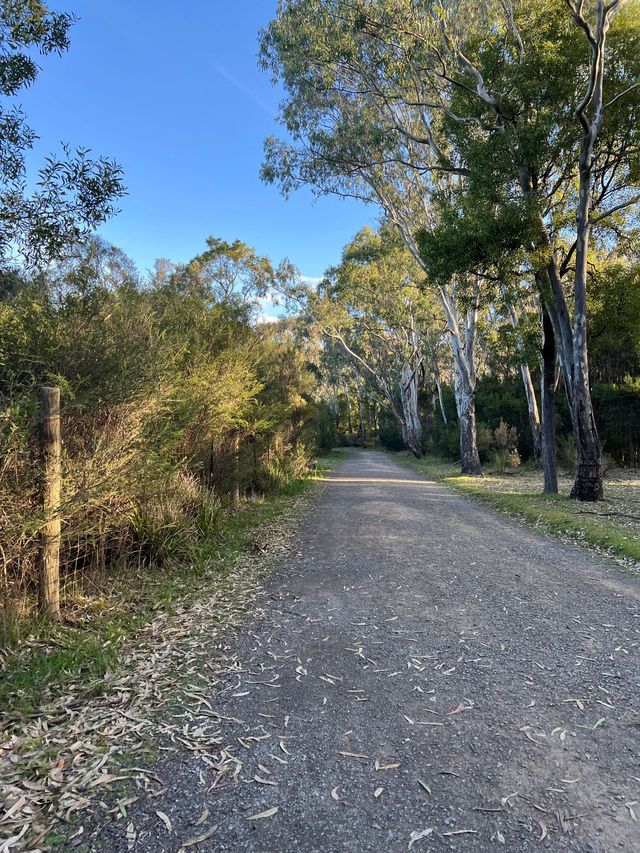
556, 434, 576, 473
379, 419, 406, 451
484, 420, 521, 472
0, 238, 318, 631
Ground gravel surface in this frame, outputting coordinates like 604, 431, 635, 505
81, 450, 640, 852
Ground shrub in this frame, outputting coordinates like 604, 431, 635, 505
556, 434, 576, 473
453, 415, 523, 469
0, 238, 318, 633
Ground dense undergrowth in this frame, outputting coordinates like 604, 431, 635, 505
1, 452, 343, 720
0, 237, 327, 685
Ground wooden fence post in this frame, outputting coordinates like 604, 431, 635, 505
231, 431, 241, 509
38, 386, 62, 620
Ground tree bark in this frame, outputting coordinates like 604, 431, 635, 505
400, 360, 423, 457
570, 209, 603, 500
446, 290, 481, 475
455, 375, 482, 475
566, 0, 611, 501
38, 386, 62, 620
507, 302, 543, 467
435, 377, 448, 424
521, 361, 543, 467
541, 306, 559, 494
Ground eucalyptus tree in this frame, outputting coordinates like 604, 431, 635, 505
260, 0, 485, 473
404, 0, 640, 499
261, 0, 640, 498
0, 1, 125, 266
417, 191, 556, 486
298, 225, 445, 457
174, 237, 296, 319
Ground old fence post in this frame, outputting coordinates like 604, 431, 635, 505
231, 430, 241, 509
38, 386, 62, 620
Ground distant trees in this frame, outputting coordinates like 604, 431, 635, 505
0, 1, 125, 267
260, 0, 640, 499
297, 225, 446, 457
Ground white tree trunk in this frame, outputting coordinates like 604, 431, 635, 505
400, 360, 423, 457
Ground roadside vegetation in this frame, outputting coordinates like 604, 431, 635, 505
1, 452, 342, 722
0, 455, 342, 850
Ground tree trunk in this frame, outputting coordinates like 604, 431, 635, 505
456, 380, 481, 475
507, 302, 542, 466
435, 377, 448, 425
447, 291, 481, 476
568, 2, 608, 502
541, 306, 558, 494
400, 360, 423, 457
570, 205, 603, 500
516, 358, 542, 467
38, 386, 62, 620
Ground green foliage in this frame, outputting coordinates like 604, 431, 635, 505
314, 401, 339, 451
0, 236, 318, 635
1, 474, 323, 718
378, 416, 405, 451
589, 260, 640, 385
556, 434, 577, 474
486, 420, 521, 473
0, 3, 125, 265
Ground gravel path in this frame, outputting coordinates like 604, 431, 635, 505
86, 450, 640, 852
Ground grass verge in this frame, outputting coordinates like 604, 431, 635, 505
396, 453, 640, 572
1, 451, 345, 722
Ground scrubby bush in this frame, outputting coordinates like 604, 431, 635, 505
0, 237, 317, 625
556, 434, 577, 474
484, 420, 521, 473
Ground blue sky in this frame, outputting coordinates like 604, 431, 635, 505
19, 1, 374, 302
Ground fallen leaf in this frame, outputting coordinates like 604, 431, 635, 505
194, 807, 209, 826
375, 760, 401, 771
408, 827, 433, 848
247, 806, 279, 820
536, 819, 548, 842
447, 702, 471, 716
180, 826, 217, 847
442, 829, 478, 836
254, 775, 278, 786
156, 810, 172, 832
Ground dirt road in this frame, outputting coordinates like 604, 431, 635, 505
86, 450, 640, 852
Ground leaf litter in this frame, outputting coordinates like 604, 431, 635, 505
0, 493, 312, 852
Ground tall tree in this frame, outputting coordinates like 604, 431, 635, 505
413, 0, 640, 498
300, 225, 444, 457
261, 0, 640, 497
260, 1, 484, 473
0, 1, 125, 267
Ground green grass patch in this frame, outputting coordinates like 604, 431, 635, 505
1, 457, 337, 721
396, 453, 640, 569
